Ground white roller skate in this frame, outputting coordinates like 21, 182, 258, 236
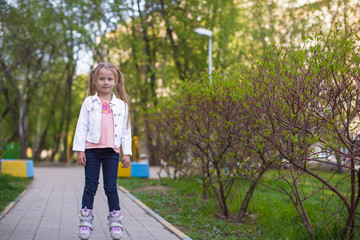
78, 208, 94, 240
108, 210, 123, 240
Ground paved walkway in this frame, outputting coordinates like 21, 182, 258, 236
0, 166, 182, 240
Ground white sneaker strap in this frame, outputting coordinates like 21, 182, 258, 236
79, 221, 94, 230
80, 215, 94, 221
108, 215, 123, 222
109, 221, 123, 228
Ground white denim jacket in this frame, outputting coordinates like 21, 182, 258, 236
72, 92, 132, 155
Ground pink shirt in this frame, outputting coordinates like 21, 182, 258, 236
86, 99, 120, 153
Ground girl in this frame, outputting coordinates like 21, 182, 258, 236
73, 63, 132, 240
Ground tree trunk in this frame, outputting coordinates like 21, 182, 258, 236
64, 52, 75, 163
341, 156, 359, 240
289, 165, 315, 239
238, 164, 268, 222
19, 97, 28, 159
144, 114, 160, 165
215, 162, 230, 218
139, 3, 159, 165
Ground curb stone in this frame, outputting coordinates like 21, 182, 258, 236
118, 186, 192, 240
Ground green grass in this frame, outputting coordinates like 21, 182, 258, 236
118, 176, 258, 239
0, 173, 32, 212
118, 170, 358, 240
249, 170, 351, 240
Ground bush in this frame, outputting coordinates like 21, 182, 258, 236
147, 71, 273, 219
242, 30, 360, 239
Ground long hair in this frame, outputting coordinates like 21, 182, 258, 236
88, 62, 131, 126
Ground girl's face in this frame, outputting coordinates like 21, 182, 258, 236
95, 67, 117, 97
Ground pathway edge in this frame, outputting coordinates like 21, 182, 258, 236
0, 186, 30, 220
118, 186, 192, 240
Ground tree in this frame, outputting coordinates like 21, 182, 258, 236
0, 0, 65, 158
0, 0, 100, 161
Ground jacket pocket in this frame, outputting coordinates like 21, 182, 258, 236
87, 106, 101, 140
113, 112, 125, 140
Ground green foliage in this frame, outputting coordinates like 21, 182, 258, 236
244, 30, 360, 162
1, 0, 102, 160
0, 174, 32, 212
242, 30, 360, 239
148, 69, 277, 221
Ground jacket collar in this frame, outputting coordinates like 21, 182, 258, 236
90, 92, 118, 105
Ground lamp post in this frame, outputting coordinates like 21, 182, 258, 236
195, 28, 213, 83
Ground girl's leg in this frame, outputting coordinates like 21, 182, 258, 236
82, 149, 101, 210
102, 149, 123, 240
101, 148, 120, 212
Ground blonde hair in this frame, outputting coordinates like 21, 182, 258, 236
88, 62, 131, 126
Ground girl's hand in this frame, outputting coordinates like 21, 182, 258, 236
121, 155, 131, 168
77, 151, 86, 166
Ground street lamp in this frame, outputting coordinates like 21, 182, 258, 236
195, 28, 213, 83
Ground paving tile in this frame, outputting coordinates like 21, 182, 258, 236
8, 234, 35, 240
0, 235, 10, 240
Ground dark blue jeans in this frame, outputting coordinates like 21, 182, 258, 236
82, 148, 120, 212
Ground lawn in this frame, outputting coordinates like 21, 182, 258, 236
0, 173, 32, 212
118, 170, 358, 240
119, 176, 256, 239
